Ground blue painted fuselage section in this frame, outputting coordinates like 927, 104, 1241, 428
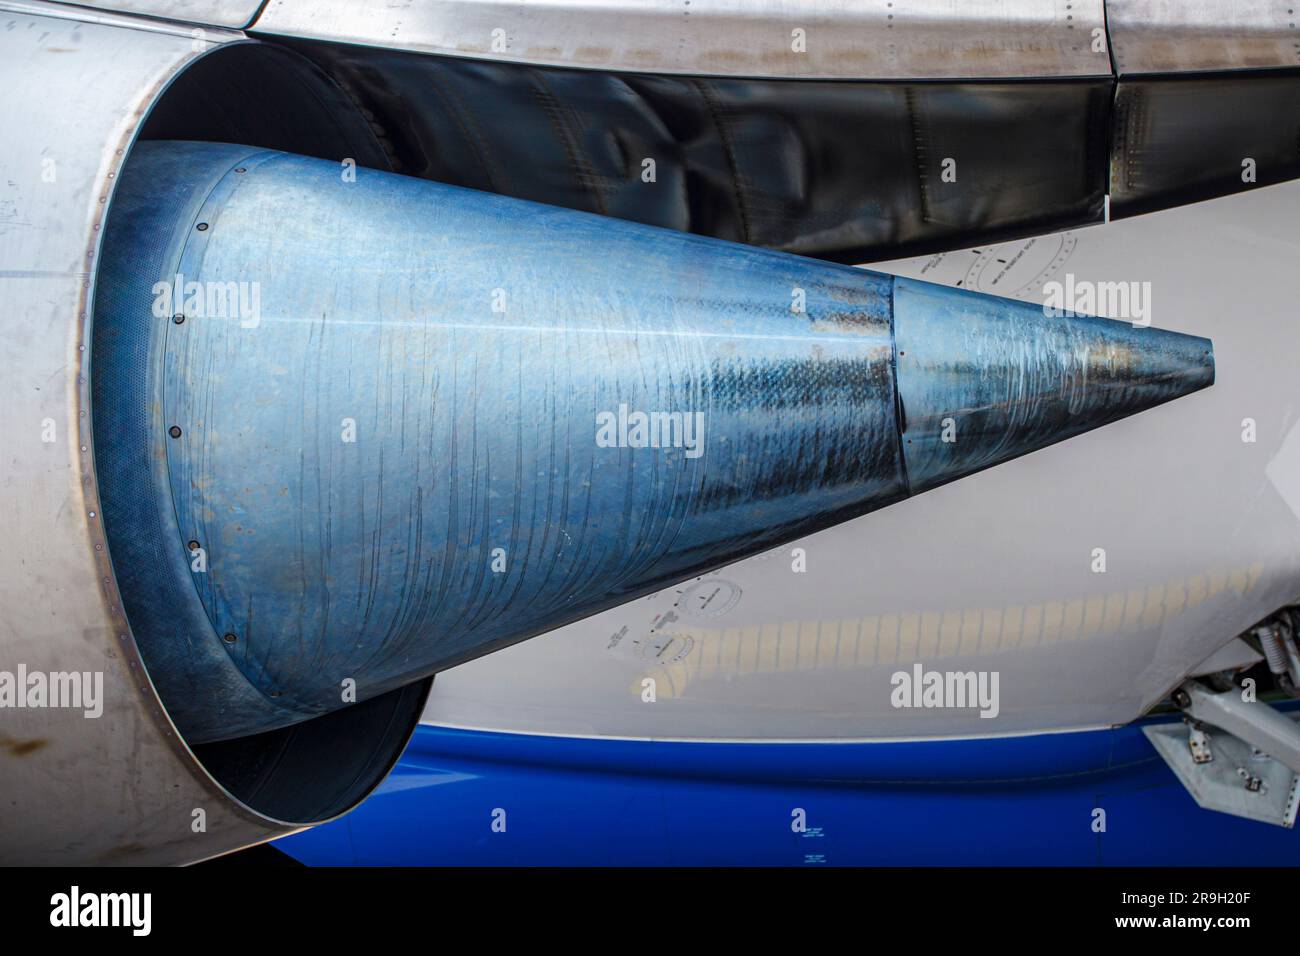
276, 711, 1300, 865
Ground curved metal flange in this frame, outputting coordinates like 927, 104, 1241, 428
0, 2, 332, 863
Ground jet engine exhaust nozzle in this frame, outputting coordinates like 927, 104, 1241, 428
91, 141, 1213, 742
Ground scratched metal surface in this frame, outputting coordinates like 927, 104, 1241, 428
119, 141, 906, 740
893, 277, 1213, 494
92, 141, 1212, 742
251, 0, 1111, 81
0, 4, 288, 865
47, 0, 262, 28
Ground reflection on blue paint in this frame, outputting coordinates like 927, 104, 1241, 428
278, 708, 1300, 866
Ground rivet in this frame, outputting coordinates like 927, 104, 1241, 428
187, 540, 200, 552
222, 633, 237, 645
196, 222, 209, 231
168, 425, 182, 438
235, 167, 247, 174
172, 313, 185, 324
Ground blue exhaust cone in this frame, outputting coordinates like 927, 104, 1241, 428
92, 141, 1213, 742
893, 277, 1214, 492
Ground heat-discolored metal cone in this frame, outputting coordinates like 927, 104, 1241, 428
892, 277, 1214, 493
92, 141, 1213, 742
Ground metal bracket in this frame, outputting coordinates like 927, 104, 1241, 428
1177, 681, 1300, 772
1146, 682, 1300, 828
1188, 723, 1213, 764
